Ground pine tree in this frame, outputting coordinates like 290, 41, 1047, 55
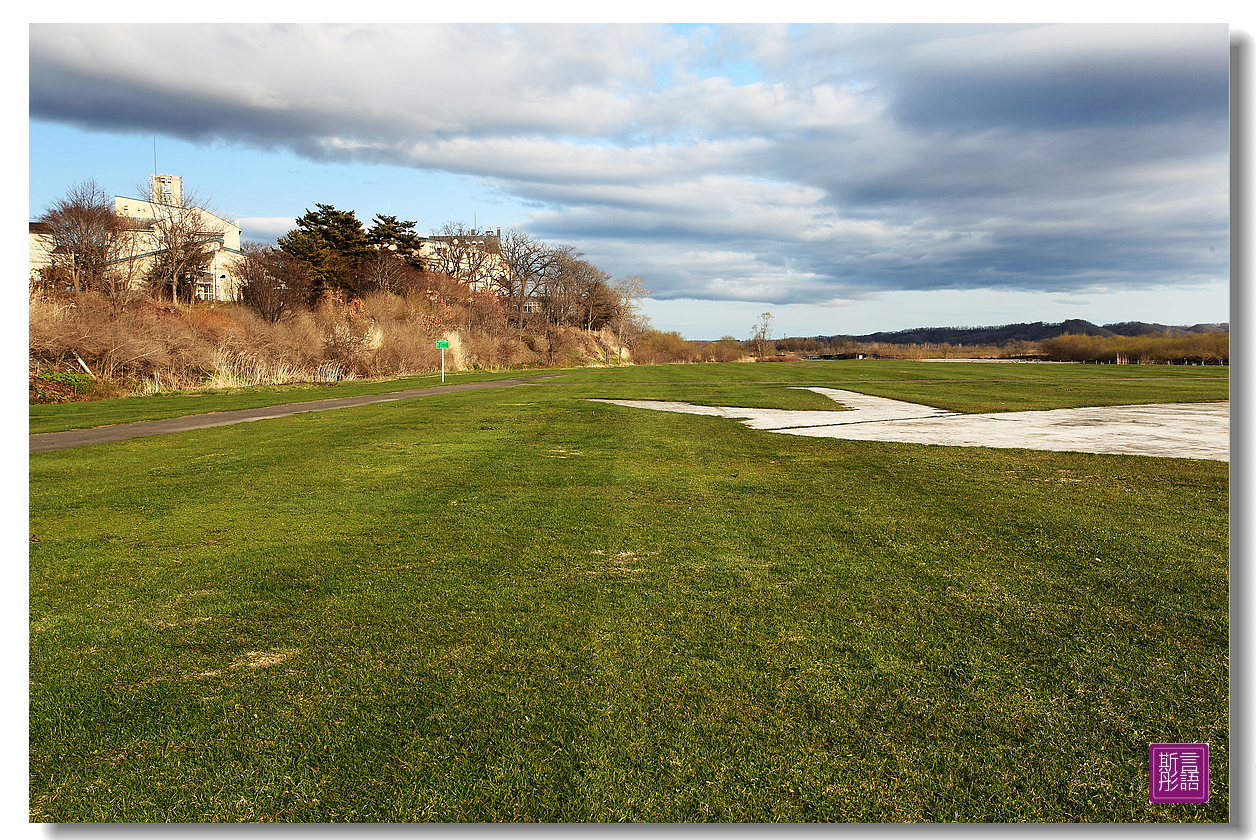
367, 214, 425, 269
278, 204, 370, 297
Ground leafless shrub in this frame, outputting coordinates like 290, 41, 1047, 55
633, 329, 701, 364
361, 294, 441, 376
703, 337, 746, 362
29, 286, 643, 401
1041, 332, 1228, 365
233, 243, 313, 323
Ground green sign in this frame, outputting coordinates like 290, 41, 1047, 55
437, 339, 450, 349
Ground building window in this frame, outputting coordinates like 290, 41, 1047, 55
196, 273, 217, 301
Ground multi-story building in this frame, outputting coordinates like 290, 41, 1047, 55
114, 175, 244, 301
27, 221, 57, 285
415, 227, 506, 294
30, 174, 244, 301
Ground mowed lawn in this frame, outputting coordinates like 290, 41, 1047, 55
29, 362, 1229, 822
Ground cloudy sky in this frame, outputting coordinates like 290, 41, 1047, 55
28, 20, 1233, 340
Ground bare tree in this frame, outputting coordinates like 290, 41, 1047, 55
547, 253, 614, 331
232, 243, 313, 323
133, 181, 234, 305
610, 275, 651, 363
104, 215, 159, 306
35, 180, 158, 306
494, 229, 555, 328
750, 311, 775, 357
37, 180, 119, 295
581, 277, 619, 332
358, 246, 418, 295
537, 246, 612, 329
428, 222, 499, 291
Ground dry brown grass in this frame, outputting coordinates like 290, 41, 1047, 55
29, 290, 630, 397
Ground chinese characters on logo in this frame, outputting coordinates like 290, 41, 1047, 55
1149, 743, 1209, 804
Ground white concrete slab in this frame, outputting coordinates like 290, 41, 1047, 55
589, 388, 1229, 461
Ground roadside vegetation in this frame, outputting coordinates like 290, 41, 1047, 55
29, 362, 1228, 822
29, 289, 1229, 408
30, 183, 665, 402
28, 289, 627, 398
28, 179, 1227, 405
774, 332, 1228, 365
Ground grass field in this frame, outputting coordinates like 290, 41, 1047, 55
30, 359, 1229, 435
28, 361, 1229, 822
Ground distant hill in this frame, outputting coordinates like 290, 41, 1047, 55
821, 320, 1228, 346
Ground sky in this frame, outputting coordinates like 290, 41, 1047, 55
26, 18, 1237, 341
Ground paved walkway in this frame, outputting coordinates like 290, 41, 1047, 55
591, 387, 1230, 461
30, 377, 547, 453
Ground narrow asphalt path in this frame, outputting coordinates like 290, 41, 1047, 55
30, 376, 550, 453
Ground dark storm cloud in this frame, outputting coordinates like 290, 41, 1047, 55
31, 61, 318, 148
893, 67, 1227, 132
888, 29, 1229, 131
28, 22, 1230, 306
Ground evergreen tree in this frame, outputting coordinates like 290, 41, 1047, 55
278, 204, 370, 297
367, 214, 422, 249
367, 214, 425, 269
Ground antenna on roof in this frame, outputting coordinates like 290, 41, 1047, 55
153, 137, 157, 176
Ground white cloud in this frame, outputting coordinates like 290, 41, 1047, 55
28, 22, 1230, 310
235, 216, 300, 242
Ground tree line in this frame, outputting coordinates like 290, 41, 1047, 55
1038, 332, 1228, 365
769, 332, 1227, 364
33, 182, 656, 362
239, 205, 650, 346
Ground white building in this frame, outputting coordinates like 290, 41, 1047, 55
30, 174, 244, 302
415, 227, 505, 294
113, 175, 244, 301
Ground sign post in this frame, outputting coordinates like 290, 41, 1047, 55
437, 339, 449, 382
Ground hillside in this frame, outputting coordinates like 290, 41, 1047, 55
820, 319, 1228, 346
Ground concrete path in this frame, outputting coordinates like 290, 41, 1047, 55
591, 387, 1230, 461
30, 377, 547, 453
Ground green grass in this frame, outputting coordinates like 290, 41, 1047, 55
558, 360, 1229, 413
28, 370, 529, 435
29, 362, 1229, 822
30, 360, 1228, 434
